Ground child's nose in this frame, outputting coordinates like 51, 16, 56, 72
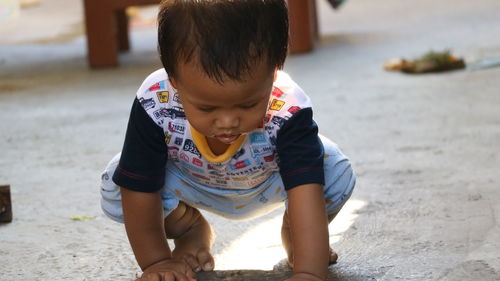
215, 113, 239, 130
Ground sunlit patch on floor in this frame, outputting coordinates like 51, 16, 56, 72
329, 199, 366, 243
214, 198, 366, 270
214, 214, 284, 270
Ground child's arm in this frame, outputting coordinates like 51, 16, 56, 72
286, 183, 329, 281
121, 187, 195, 281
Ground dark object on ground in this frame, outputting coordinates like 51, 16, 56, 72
327, 0, 348, 9
197, 270, 364, 281
384, 50, 466, 74
0, 185, 12, 223
197, 270, 292, 281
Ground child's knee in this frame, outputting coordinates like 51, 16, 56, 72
323, 158, 356, 215
164, 202, 203, 239
100, 154, 125, 223
100, 184, 124, 223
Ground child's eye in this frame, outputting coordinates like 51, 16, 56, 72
239, 102, 259, 109
197, 106, 216, 112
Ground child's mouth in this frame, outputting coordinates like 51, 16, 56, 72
215, 134, 241, 144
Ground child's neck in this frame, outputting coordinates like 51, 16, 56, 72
190, 125, 245, 163
205, 137, 230, 156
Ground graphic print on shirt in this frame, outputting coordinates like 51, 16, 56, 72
269, 99, 286, 111
136, 69, 312, 190
157, 91, 169, 103
165, 132, 172, 145
183, 139, 201, 158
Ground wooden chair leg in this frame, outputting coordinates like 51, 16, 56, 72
311, 0, 319, 40
83, 0, 119, 68
116, 9, 130, 52
288, 0, 315, 54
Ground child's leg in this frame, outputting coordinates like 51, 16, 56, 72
281, 136, 356, 267
164, 201, 215, 272
100, 154, 215, 272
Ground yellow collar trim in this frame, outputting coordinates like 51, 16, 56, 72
190, 126, 246, 163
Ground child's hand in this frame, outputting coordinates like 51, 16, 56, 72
137, 258, 197, 281
285, 272, 324, 281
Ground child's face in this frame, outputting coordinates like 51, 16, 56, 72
170, 61, 276, 145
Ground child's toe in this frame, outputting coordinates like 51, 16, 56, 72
183, 254, 201, 272
197, 249, 214, 271
329, 248, 338, 264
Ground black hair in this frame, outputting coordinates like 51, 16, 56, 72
157, 0, 289, 83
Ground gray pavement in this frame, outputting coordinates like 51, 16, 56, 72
1, 0, 499, 280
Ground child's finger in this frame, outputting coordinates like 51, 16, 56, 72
169, 271, 195, 281
160, 272, 177, 281
137, 272, 162, 281
183, 266, 197, 280
174, 261, 197, 280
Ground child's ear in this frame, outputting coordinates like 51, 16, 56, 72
169, 77, 178, 89
273, 67, 278, 82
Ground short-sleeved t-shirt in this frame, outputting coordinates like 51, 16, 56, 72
113, 69, 324, 192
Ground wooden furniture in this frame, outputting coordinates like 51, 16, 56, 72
288, 0, 318, 54
83, 0, 318, 68
0, 185, 12, 223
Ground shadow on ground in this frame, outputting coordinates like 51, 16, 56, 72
197, 269, 372, 281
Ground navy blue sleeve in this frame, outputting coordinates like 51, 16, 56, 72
277, 108, 324, 190
112, 98, 168, 192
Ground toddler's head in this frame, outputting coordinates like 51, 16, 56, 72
157, 0, 289, 144
158, 0, 288, 82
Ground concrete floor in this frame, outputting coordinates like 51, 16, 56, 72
1, 0, 499, 280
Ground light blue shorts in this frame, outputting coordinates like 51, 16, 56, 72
100, 136, 355, 222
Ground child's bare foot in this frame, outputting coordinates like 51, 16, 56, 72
328, 248, 338, 264
164, 202, 215, 272
173, 232, 214, 272
283, 248, 338, 268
